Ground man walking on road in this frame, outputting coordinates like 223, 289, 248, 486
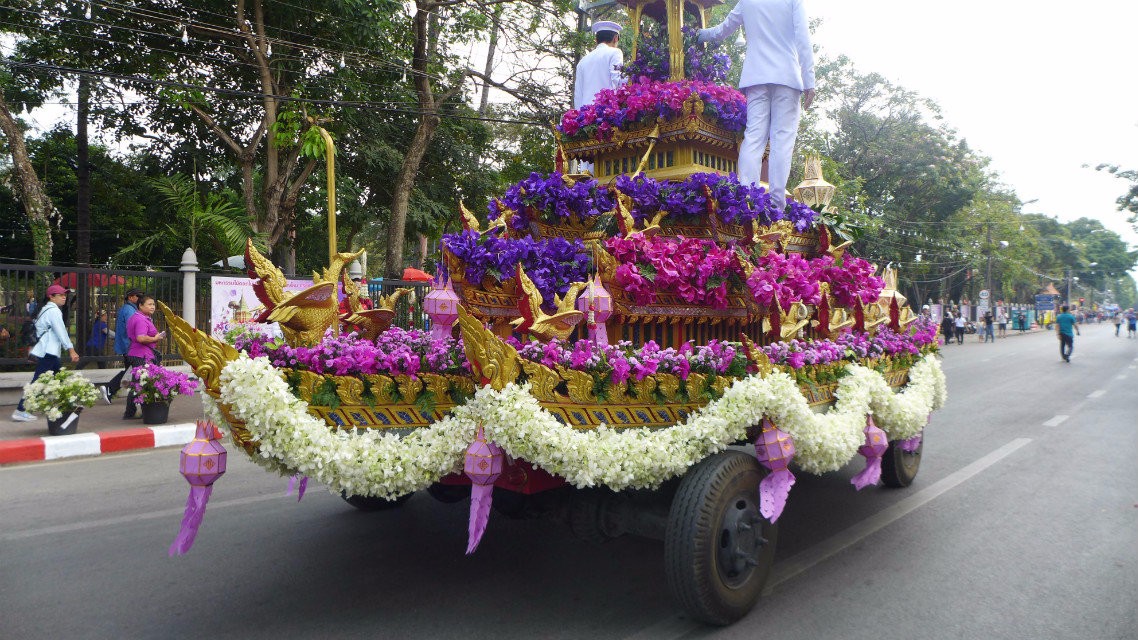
954, 313, 966, 345
983, 310, 995, 343
1055, 305, 1080, 363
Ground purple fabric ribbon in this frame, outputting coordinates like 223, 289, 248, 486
851, 415, 888, 490
286, 474, 309, 501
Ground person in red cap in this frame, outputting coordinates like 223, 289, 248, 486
12, 285, 80, 422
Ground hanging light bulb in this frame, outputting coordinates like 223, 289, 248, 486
266, 41, 272, 56
84, 3, 91, 19
339, 54, 346, 68
181, 25, 189, 44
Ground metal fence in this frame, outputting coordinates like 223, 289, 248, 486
1, 263, 434, 369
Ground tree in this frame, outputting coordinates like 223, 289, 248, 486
1095, 164, 1138, 232
0, 88, 55, 265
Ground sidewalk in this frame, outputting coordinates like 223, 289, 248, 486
1, 385, 205, 465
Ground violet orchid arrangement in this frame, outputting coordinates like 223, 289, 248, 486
440, 231, 591, 307
124, 363, 200, 405
621, 24, 730, 84
490, 172, 614, 230
234, 328, 471, 378
605, 234, 744, 308
558, 78, 747, 141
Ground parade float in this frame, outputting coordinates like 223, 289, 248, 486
163, 0, 945, 626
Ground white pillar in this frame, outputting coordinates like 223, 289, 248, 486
180, 247, 199, 327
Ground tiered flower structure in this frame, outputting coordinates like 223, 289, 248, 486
558, 78, 747, 141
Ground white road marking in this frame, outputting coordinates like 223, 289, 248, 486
764, 438, 1033, 595
1088, 389, 1107, 399
0, 493, 285, 543
1042, 415, 1069, 427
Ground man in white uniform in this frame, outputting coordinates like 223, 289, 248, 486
699, 0, 815, 210
573, 20, 624, 173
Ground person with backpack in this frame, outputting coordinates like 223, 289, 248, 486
104, 288, 142, 407
12, 285, 79, 422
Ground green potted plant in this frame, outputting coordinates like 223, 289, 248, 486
22, 370, 100, 436
123, 363, 200, 425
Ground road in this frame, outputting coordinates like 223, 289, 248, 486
2, 324, 1135, 640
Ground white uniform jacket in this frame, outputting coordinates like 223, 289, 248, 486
700, 0, 815, 92
574, 44, 624, 108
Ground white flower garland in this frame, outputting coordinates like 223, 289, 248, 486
215, 354, 946, 497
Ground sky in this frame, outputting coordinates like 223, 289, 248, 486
808, 0, 1138, 263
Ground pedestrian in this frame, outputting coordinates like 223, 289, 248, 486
1127, 309, 1137, 338
11, 285, 80, 422
954, 312, 966, 344
983, 310, 995, 343
1055, 305, 1079, 362
699, 0, 815, 211
122, 295, 165, 418
1112, 312, 1122, 337
997, 308, 1008, 337
105, 288, 142, 405
85, 309, 111, 367
1017, 311, 1027, 333
573, 20, 624, 173
940, 311, 954, 346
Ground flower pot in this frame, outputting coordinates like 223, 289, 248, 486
142, 401, 170, 425
47, 410, 81, 436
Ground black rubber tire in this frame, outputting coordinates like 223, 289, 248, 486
881, 437, 923, 488
427, 483, 471, 504
340, 491, 413, 511
664, 450, 778, 626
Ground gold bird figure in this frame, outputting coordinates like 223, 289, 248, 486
857, 297, 890, 335
488, 198, 514, 233
245, 239, 339, 346
818, 225, 853, 260
613, 186, 665, 238
740, 333, 774, 376
812, 283, 855, 338
339, 271, 413, 340
509, 265, 585, 341
460, 201, 481, 233
457, 304, 522, 391
780, 301, 812, 341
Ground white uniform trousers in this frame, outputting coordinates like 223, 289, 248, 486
737, 83, 802, 210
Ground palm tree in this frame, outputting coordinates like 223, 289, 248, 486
114, 174, 263, 265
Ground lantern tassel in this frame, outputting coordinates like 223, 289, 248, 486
851, 415, 889, 490
465, 483, 494, 555
286, 474, 309, 501
168, 484, 213, 556
753, 418, 796, 522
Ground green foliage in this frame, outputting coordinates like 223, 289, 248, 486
312, 377, 342, 410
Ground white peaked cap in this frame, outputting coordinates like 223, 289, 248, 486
591, 21, 623, 34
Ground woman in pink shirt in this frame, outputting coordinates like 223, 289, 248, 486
123, 296, 165, 418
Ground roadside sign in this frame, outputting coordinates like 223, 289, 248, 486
1034, 293, 1056, 312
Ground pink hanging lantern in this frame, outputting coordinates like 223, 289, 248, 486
850, 415, 889, 490
576, 274, 612, 347
424, 277, 461, 342
464, 425, 504, 554
169, 420, 227, 556
753, 418, 796, 522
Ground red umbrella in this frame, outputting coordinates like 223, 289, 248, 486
53, 273, 128, 288
401, 267, 433, 282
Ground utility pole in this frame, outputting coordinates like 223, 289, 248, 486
985, 219, 993, 298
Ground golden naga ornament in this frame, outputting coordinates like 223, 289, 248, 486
158, 301, 237, 398
457, 304, 521, 391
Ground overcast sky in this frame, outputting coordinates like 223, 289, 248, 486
808, 0, 1138, 259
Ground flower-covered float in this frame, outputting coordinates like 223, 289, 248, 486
162, 0, 946, 627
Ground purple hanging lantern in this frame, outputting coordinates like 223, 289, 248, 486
424, 277, 461, 342
851, 415, 889, 490
576, 274, 612, 347
169, 420, 227, 556
753, 418, 796, 522
463, 425, 504, 554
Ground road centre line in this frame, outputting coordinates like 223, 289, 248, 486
1042, 415, 1070, 427
764, 438, 1034, 594
0, 492, 285, 543
1088, 389, 1107, 399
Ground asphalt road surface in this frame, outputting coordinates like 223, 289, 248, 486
2, 324, 1135, 640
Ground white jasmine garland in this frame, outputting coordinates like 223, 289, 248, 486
216, 354, 946, 497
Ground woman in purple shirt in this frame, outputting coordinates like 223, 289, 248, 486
123, 296, 165, 418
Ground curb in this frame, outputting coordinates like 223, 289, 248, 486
0, 423, 197, 465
